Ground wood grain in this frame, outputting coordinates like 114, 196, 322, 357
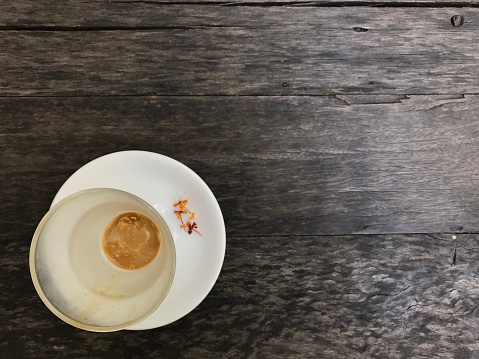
3, 1, 479, 357
2, 95, 479, 236
0, 7, 477, 96
3, 233, 479, 358
3, 0, 479, 16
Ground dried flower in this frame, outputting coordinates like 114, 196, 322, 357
174, 198, 202, 236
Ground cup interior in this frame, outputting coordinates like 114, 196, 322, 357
29, 188, 176, 332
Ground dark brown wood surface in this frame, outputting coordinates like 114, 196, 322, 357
2, 1, 479, 358
0, 7, 477, 96
3, 233, 477, 358
2, 95, 479, 236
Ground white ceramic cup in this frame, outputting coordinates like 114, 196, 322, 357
29, 188, 176, 332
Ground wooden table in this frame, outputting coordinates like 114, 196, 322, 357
2, 0, 479, 357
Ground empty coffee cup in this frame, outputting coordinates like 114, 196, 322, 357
29, 188, 176, 332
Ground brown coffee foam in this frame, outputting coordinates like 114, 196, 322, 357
102, 212, 161, 270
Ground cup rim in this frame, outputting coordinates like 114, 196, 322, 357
29, 188, 176, 332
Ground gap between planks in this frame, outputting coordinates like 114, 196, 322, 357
105, 1, 479, 8
0, 93, 473, 99
226, 233, 474, 238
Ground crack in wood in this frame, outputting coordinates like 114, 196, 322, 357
0, 25, 234, 31
451, 298, 462, 309
335, 94, 409, 106
424, 100, 465, 112
0, 94, 475, 101
407, 303, 421, 310
393, 285, 411, 296
106, 0, 479, 8
463, 307, 477, 315
438, 288, 457, 298
452, 241, 457, 267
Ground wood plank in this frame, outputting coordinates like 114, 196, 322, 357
3, 233, 479, 357
2, 95, 479, 235
3, 0, 479, 21
3, 4, 473, 32
0, 7, 478, 96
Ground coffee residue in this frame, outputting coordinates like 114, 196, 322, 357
102, 212, 161, 270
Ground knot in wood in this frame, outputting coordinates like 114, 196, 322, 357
451, 15, 464, 28
353, 27, 368, 33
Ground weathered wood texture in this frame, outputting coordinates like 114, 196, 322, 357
0, 7, 477, 96
2, 95, 479, 236
3, 0, 479, 358
3, 0, 479, 12
3, 233, 479, 358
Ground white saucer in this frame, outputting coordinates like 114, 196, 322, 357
51, 151, 226, 330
